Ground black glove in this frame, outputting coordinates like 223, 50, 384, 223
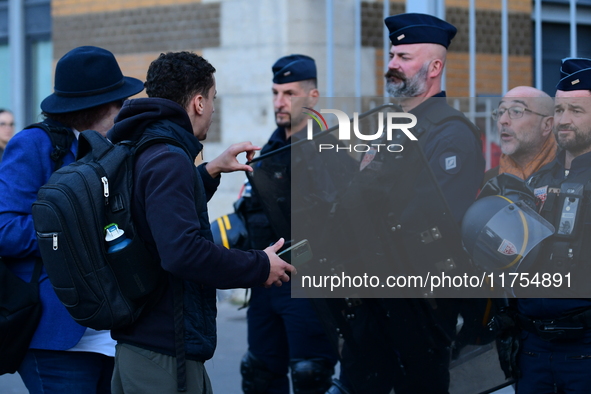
490, 307, 521, 380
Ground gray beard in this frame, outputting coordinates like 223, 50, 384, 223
386, 64, 429, 98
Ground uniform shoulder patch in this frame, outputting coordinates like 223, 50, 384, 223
439, 152, 461, 174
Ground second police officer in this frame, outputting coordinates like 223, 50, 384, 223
237, 55, 339, 394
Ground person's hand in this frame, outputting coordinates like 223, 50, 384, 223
492, 307, 522, 380
205, 141, 261, 178
263, 238, 296, 287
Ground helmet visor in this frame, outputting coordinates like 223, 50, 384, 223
473, 199, 554, 273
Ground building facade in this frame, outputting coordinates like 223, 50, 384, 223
3, 0, 591, 216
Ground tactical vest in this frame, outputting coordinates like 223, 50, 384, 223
527, 164, 591, 296
412, 102, 481, 147
240, 127, 354, 251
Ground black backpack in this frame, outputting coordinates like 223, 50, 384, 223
31, 129, 178, 330
0, 121, 75, 375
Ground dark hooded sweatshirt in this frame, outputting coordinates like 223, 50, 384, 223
108, 98, 270, 360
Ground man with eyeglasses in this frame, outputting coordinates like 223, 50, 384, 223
0, 109, 15, 162
483, 86, 556, 184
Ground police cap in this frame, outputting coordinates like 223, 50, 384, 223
384, 13, 457, 49
272, 54, 317, 84
556, 57, 591, 91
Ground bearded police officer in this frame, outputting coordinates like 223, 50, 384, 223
327, 13, 485, 394
238, 55, 339, 394
384, 14, 487, 372
514, 57, 591, 394
384, 13, 484, 222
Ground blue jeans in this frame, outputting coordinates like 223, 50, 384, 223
18, 349, 114, 394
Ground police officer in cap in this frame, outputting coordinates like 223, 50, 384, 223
327, 13, 485, 394
513, 57, 591, 393
238, 54, 339, 394
384, 13, 484, 220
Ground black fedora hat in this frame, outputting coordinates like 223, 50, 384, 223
41, 46, 144, 114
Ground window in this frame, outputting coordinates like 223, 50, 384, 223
0, 44, 9, 110
30, 40, 52, 121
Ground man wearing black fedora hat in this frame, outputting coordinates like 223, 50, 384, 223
0, 46, 144, 393
106, 51, 294, 394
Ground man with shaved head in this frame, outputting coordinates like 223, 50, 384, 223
385, 32, 448, 106
484, 86, 556, 183
326, 13, 485, 394
383, 13, 484, 221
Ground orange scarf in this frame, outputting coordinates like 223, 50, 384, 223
498, 135, 558, 180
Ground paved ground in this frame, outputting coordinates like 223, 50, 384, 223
0, 372, 26, 394
0, 290, 514, 393
0, 291, 250, 394
207, 290, 251, 393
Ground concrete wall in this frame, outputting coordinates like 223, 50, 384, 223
362, 0, 533, 97
49, 0, 534, 218
204, 0, 364, 218
50, 0, 368, 219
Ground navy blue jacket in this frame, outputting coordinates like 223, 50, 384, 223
108, 98, 270, 360
520, 149, 591, 319
261, 126, 289, 156
411, 92, 485, 222
249, 124, 356, 244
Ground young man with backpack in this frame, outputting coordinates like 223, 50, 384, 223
0, 46, 144, 393
107, 51, 294, 394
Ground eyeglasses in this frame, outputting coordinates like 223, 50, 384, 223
491, 106, 550, 121
0, 122, 14, 127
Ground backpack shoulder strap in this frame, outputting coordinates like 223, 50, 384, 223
25, 121, 76, 171
31, 258, 43, 286
0, 256, 43, 285
134, 135, 192, 159
78, 129, 115, 160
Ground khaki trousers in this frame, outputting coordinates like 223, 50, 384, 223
112, 343, 213, 394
